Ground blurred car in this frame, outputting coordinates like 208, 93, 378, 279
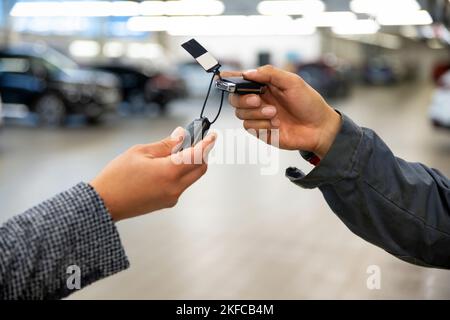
429, 70, 450, 129
0, 94, 3, 129
92, 63, 186, 115
0, 44, 121, 126
432, 62, 450, 85
178, 62, 213, 97
362, 58, 397, 85
296, 61, 351, 98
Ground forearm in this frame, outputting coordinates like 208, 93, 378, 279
0, 183, 129, 299
286, 113, 450, 268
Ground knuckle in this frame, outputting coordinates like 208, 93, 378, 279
261, 64, 273, 72
159, 139, 173, 151
165, 185, 182, 207
167, 165, 182, 179
171, 187, 182, 199
239, 94, 250, 107
199, 164, 208, 176
129, 144, 144, 153
167, 197, 178, 208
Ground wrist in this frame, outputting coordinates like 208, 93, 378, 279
314, 108, 342, 159
89, 180, 122, 222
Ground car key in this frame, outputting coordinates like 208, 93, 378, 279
177, 117, 211, 151
177, 38, 265, 153
215, 77, 266, 95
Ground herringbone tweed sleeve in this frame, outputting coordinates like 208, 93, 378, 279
0, 182, 130, 299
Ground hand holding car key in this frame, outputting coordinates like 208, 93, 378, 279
178, 39, 266, 151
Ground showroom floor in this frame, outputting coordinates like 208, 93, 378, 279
1, 83, 450, 299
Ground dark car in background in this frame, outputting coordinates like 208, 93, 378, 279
92, 64, 186, 115
0, 95, 3, 130
0, 44, 121, 126
362, 57, 397, 85
296, 61, 351, 99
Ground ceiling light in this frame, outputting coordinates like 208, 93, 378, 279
350, 0, 420, 15
127, 43, 164, 59
166, 16, 263, 36
110, 1, 141, 16
103, 42, 126, 58
167, 16, 316, 36
139, 0, 224, 16
138, 1, 166, 16
257, 0, 325, 16
164, 0, 224, 16
10, 1, 225, 17
127, 15, 316, 36
127, 16, 170, 32
69, 40, 100, 57
303, 11, 356, 27
11, 1, 111, 17
377, 10, 433, 26
332, 19, 380, 35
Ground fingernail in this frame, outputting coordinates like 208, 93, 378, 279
247, 129, 257, 137
261, 106, 276, 116
243, 69, 257, 75
171, 127, 185, 141
271, 118, 281, 127
205, 133, 217, 143
246, 95, 260, 107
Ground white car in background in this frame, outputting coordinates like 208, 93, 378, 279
430, 70, 450, 129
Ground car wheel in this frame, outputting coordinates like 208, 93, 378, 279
34, 93, 67, 127
86, 115, 102, 125
158, 102, 168, 116
85, 104, 104, 125
129, 90, 147, 113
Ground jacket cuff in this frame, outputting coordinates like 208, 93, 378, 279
36, 182, 130, 298
285, 112, 363, 189
60, 182, 130, 293
0, 182, 130, 299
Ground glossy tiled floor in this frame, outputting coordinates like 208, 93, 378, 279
1, 83, 449, 299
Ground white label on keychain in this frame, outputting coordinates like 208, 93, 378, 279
196, 52, 219, 72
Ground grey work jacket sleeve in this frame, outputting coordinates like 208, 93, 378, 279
0, 182, 130, 299
285, 113, 450, 269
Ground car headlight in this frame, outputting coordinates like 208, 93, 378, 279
96, 87, 120, 104
61, 84, 83, 102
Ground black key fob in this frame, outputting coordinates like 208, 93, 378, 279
178, 117, 211, 151
215, 77, 266, 95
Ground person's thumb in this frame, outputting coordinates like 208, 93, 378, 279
243, 65, 299, 90
142, 127, 185, 158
